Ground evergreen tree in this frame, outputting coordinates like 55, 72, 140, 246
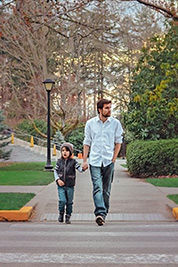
123, 23, 178, 141
0, 110, 11, 160
53, 130, 65, 149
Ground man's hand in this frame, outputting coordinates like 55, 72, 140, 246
112, 143, 121, 163
82, 161, 88, 171
57, 179, 65, 186
82, 145, 90, 171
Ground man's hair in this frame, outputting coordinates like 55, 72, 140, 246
97, 99, 111, 114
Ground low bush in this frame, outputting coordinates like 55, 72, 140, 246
126, 139, 178, 178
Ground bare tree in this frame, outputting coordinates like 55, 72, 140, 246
120, 0, 178, 21
0, 0, 106, 134
0, 0, 166, 135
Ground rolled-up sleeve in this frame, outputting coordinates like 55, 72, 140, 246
83, 122, 91, 146
115, 121, 123, 144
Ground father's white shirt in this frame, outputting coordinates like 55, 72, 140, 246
83, 116, 123, 167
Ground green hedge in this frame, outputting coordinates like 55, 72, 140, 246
126, 139, 178, 178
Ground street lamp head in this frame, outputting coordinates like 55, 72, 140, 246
43, 78, 55, 91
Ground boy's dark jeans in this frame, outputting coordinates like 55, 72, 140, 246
57, 185, 74, 216
89, 162, 114, 218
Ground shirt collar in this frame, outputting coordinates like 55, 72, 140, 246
96, 115, 111, 123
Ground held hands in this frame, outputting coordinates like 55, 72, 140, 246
82, 161, 88, 171
57, 179, 65, 187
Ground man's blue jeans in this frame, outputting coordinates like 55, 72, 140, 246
57, 185, 74, 215
89, 162, 114, 218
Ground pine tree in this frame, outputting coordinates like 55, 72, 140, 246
0, 111, 11, 160
52, 130, 65, 149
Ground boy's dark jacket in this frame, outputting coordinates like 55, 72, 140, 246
55, 158, 78, 187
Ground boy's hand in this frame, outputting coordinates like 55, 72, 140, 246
82, 161, 88, 171
82, 165, 88, 171
57, 179, 65, 186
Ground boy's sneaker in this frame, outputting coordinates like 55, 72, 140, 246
65, 214, 71, 224
58, 213, 64, 223
95, 215, 105, 226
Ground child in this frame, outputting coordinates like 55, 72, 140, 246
54, 142, 86, 224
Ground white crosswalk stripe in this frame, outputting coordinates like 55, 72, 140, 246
0, 222, 178, 266
0, 253, 178, 264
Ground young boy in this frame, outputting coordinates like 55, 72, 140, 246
54, 142, 86, 224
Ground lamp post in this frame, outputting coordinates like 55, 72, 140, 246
43, 78, 55, 171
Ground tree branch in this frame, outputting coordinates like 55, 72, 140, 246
129, 0, 178, 21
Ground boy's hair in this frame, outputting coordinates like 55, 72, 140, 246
60, 142, 73, 157
97, 99, 111, 114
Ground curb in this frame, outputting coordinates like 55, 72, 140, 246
0, 206, 33, 221
167, 204, 178, 221
172, 207, 178, 220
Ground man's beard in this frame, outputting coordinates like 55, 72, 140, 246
102, 113, 111, 118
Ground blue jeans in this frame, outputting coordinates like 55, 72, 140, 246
57, 185, 74, 215
89, 162, 114, 218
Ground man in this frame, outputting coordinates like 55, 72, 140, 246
82, 99, 123, 226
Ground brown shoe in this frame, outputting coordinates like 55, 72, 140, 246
95, 215, 105, 226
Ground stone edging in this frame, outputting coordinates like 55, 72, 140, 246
0, 206, 33, 221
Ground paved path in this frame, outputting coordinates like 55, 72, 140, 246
28, 160, 176, 223
0, 143, 177, 223
2, 145, 48, 162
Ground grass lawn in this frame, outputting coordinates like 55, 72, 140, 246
121, 164, 127, 168
167, 194, 178, 205
0, 193, 35, 210
146, 177, 178, 187
146, 177, 178, 205
0, 162, 54, 185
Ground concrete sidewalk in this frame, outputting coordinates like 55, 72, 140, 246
0, 145, 178, 221
0, 144, 178, 222
26, 160, 177, 222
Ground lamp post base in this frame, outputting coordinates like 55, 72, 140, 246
44, 165, 54, 171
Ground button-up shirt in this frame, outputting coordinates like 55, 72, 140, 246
83, 115, 123, 167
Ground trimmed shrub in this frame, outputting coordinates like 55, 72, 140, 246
126, 139, 178, 178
